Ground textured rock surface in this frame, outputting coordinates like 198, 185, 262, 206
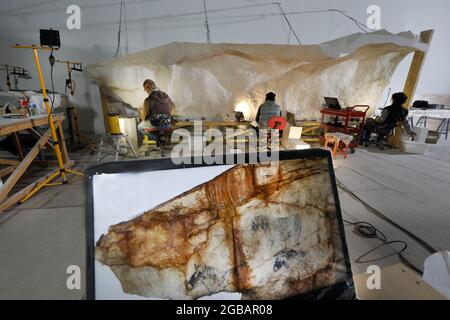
86, 30, 428, 120
95, 159, 350, 300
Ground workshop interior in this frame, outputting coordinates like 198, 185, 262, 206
0, 0, 449, 302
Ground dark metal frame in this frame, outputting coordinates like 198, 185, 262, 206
85, 149, 355, 300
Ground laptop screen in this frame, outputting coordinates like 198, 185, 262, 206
324, 97, 341, 110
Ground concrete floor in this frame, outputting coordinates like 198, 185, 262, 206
0, 139, 449, 299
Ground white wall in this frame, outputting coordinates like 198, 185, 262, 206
0, 0, 449, 134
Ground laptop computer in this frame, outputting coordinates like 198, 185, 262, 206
324, 97, 342, 110
107, 102, 138, 118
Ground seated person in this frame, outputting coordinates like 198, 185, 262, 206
138, 79, 173, 141
255, 92, 282, 128
363, 92, 416, 143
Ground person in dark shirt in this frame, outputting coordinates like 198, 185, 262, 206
363, 92, 416, 143
138, 79, 173, 140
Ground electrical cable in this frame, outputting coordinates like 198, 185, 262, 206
70, 79, 76, 95
343, 219, 423, 274
274, 2, 302, 45
203, 0, 211, 43
333, 10, 371, 33
114, 0, 124, 57
336, 177, 439, 275
65, 78, 76, 95
337, 178, 438, 254
383, 87, 392, 108
48, 48, 56, 124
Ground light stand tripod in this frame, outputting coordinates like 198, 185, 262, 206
11, 44, 84, 203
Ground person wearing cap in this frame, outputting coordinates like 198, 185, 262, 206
255, 92, 282, 128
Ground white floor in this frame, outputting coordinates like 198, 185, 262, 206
0, 139, 449, 299
335, 140, 450, 275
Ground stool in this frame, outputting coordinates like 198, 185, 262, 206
97, 133, 138, 162
324, 133, 353, 159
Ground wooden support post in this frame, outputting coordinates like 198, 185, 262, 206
13, 132, 25, 160
390, 29, 434, 148
0, 159, 20, 166
403, 30, 435, 108
72, 107, 81, 145
0, 166, 16, 179
0, 160, 74, 213
0, 127, 53, 203
0, 171, 55, 212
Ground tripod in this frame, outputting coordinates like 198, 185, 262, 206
11, 44, 84, 204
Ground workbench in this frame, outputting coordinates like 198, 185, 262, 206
0, 114, 72, 212
0, 90, 68, 115
173, 120, 252, 129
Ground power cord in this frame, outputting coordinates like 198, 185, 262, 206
48, 48, 56, 116
39, 48, 57, 150
342, 219, 423, 274
65, 78, 76, 95
336, 177, 438, 275
114, 0, 124, 57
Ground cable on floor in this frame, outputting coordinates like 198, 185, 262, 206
336, 177, 439, 275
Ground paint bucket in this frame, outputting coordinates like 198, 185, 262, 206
108, 113, 122, 135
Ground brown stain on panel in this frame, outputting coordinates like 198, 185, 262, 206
95, 159, 343, 298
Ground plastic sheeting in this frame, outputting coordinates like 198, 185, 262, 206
86, 30, 429, 120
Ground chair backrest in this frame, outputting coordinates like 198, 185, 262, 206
286, 111, 296, 126
268, 116, 287, 130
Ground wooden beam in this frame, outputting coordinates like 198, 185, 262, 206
403, 30, 435, 108
390, 29, 434, 148
13, 132, 24, 160
0, 161, 73, 213
0, 128, 53, 203
0, 114, 65, 136
0, 159, 20, 166
0, 166, 16, 179
25, 128, 54, 149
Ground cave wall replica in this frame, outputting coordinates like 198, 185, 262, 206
86, 30, 429, 120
